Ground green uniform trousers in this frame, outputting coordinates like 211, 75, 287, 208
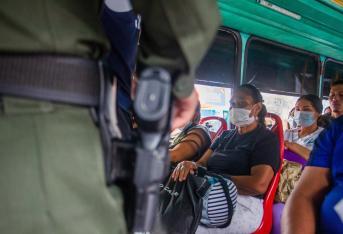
0, 97, 126, 234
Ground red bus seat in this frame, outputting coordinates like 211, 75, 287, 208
199, 116, 228, 141
252, 113, 284, 234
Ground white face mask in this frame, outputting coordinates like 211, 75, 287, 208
230, 108, 255, 127
294, 111, 315, 127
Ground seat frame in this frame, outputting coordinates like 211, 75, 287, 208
199, 116, 228, 140
252, 113, 284, 234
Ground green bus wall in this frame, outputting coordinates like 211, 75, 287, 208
218, 0, 343, 62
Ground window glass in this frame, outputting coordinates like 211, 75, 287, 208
322, 60, 343, 98
197, 85, 302, 130
196, 29, 238, 88
322, 99, 330, 114
197, 86, 299, 130
195, 84, 231, 126
262, 92, 299, 130
245, 39, 319, 96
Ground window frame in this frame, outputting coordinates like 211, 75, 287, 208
243, 36, 321, 97
195, 26, 241, 89
321, 58, 343, 99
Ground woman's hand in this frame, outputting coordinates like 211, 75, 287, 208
284, 141, 297, 150
284, 141, 311, 160
284, 141, 292, 149
171, 161, 197, 182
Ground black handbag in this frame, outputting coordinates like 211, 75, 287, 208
159, 168, 209, 234
158, 168, 235, 234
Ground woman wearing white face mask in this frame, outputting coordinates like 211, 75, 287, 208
171, 84, 280, 234
284, 94, 324, 160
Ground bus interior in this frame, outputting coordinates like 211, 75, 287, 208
196, 0, 343, 131
194, 1, 342, 232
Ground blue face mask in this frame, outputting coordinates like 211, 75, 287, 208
294, 111, 315, 127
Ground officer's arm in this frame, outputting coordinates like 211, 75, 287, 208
132, 1, 220, 129
132, 0, 219, 98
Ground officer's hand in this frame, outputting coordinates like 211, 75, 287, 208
172, 90, 198, 130
171, 161, 197, 182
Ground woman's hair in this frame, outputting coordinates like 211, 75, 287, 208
236, 84, 267, 126
317, 114, 331, 128
297, 94, 323, 114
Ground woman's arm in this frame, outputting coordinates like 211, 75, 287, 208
230, 165, 274, 196
171, 148, 213, 181
171, 131, 226, 181
284, 141, 311, 160
169, 128, 209, 162
195, 148, 213, 167
231, 131, 280, 196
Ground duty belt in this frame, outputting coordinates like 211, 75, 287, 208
0, 54, 101, 107
0, 53, 124, 186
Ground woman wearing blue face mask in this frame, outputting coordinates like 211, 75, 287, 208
284, 94, 324, 160
171, 84, 280, 234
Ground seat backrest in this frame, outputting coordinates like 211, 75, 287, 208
252, 113, 284, 234
199, 116, 228, 140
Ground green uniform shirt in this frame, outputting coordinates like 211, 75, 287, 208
0, 0, 220, 98
0, 0, 108, 59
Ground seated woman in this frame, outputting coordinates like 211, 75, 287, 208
272, 95, 325, 234
172, 84, 280, 234
284, 94, 324, 160
169, 103, 211, 163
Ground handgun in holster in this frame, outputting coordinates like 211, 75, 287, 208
95, 66, 172, 233
132, 68, 172, 233
92, 61, 137, 231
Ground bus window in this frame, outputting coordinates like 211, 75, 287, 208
195, 28, 240, 124
245, 38, 319, 96
195, 84, 231, 124
262, 92, 298, 130
196, 28, 239, 88
322, 99, 330, 113
322, 59, 343, 98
